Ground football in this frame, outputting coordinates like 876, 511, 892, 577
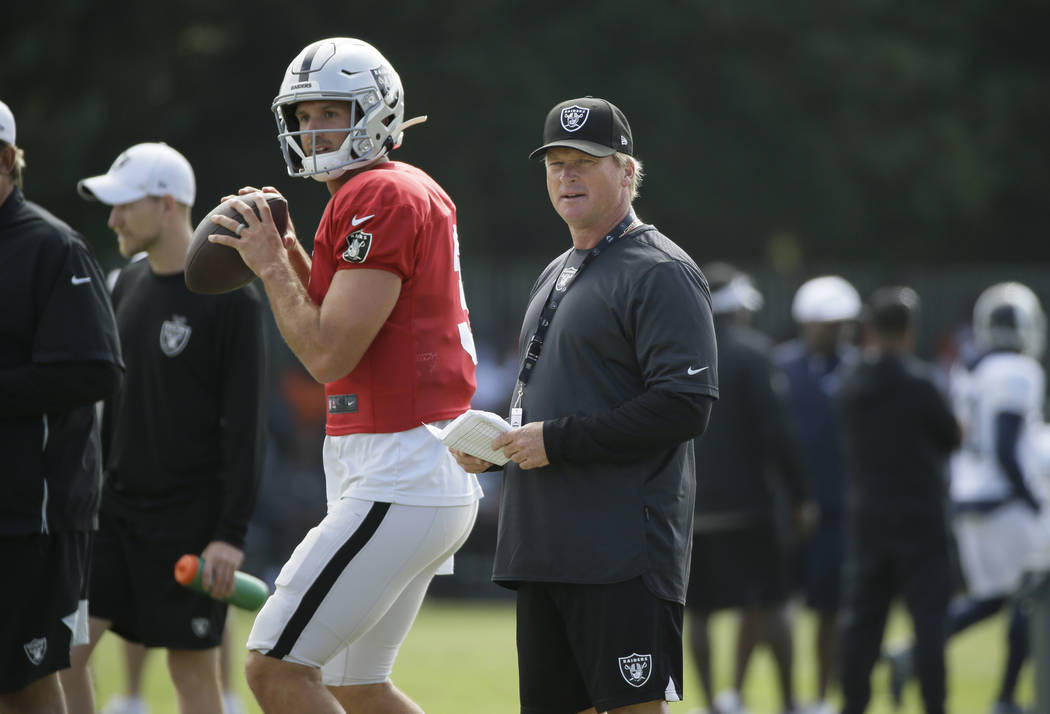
184, 192, 289, 294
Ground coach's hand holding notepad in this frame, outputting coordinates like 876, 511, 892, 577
426, 409, 512, 466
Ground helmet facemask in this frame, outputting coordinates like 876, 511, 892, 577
272, 38, 424, 182
973, 282, 1047, 360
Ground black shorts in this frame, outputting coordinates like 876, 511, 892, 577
0, 531, 90, 694
687, 521, 790, 612
516, 577, 684, 713
89, 508, 226, 649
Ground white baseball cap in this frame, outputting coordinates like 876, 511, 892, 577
792, 275, 862, 323
78, 142, 195, 206
0, 100, 15, 145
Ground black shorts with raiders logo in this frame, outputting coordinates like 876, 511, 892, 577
515, 577, 684, 713
89, 507, 226, 649
0, 531, 90, 694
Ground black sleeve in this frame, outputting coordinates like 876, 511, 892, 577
925, 380, 962, 453
543, 389, 714, 464
756, 364, 812, 504
213, 289, 268, 547
996, 411, 1039, 512
0, 361, 122, 418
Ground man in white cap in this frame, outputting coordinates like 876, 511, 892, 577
0, 99, 124, 713
773, 274, 862, 713
58, 143, 267, 714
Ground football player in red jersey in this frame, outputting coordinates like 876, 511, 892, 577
210, 38, 482, 714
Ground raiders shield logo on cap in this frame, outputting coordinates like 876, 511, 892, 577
560, 105, 590, 132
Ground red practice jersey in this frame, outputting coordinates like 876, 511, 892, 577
308, 161, 477, 435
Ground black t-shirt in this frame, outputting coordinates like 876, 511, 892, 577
0, 189, 124, 534
102, 259, 267, 547
493, 225, 719, 604
835, 353, 961, 536
694, 318, 810, 525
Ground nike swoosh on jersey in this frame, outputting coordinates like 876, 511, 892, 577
351, 214, 375, 226
687, 365, 709, 375
71, 276, 92, 285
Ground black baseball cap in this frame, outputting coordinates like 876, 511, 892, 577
529, 96, 634, 160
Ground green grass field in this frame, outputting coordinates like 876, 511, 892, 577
88, 598, 1031, 714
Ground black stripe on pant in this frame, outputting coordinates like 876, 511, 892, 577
267, 501, 392, 660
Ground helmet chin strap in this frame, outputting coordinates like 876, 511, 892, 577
299, 116, 428, 181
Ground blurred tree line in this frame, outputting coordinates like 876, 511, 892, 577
3, 0, 1047, 274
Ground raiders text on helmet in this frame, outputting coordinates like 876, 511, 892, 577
973, 281, 1047, 360
272, 38, 425, 181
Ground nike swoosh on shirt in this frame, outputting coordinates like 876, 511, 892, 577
351, 214, 375, 226
71, 276, 92, 285
687, 365, 709, 375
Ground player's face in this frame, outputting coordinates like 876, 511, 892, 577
294, 101, 353, 157
108, 196, 164, 258
545, 147, 631, 236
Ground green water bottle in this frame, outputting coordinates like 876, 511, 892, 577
174, 554, 270, 611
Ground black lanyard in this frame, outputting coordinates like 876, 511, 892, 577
510, 212, 641, 423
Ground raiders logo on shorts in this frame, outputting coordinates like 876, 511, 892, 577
618, 652, 652, 687
23, 637, 47, 665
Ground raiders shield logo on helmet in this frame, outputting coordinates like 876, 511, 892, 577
342, 230, 373, 263
160, 316, 192, 357
560, 105, 590, 132
23, 637, 47, 666
618, 652, 652, 688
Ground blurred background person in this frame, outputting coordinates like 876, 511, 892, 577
835, 286, 960, 714
773, 274, 862, 712
687, 263, 815, 714
891, 282, 1048, 714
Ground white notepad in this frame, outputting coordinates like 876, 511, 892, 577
425, 409, 512, 466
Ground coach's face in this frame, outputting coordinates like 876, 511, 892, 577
294, 100, 352, 157
108, 196, 164, 258
545, 147, 631, 237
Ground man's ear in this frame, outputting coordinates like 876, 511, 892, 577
0, 145, 15, 175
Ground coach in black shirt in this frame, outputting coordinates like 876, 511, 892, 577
835, 286, 960, 714
0, 98, 123, 712
454, 97, 718, 714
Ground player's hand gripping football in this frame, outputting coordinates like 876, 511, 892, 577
209, 186, 296, 280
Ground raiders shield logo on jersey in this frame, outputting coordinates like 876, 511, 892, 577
342, 230, 373, 264
555, 266, 578, 292
160, 315, 192, 357
561, 105, 590, 132
618, 652, 652, 688
24, 637, 47, 665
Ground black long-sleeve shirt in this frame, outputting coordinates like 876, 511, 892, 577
835, 352, 961, 532
694, 318, 811, 524
0, 188, 124, 534
102, 260, 266, 547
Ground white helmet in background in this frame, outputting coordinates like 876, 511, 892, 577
272, 38, 425, 181
973, 281, 1047, 359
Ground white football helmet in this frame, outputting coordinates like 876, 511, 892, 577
272, 38, 425, 181
973, 281, 1047, 359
